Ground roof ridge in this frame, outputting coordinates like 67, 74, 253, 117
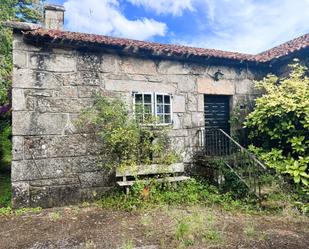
31, 28, 254, 56
6, 21, 308, 63
254, 33, 309, 62
24, 28, 257, 62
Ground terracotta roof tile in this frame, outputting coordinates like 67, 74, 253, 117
255, 33, 309, 62
25, 29, 256, 62
22, 27, 309, 63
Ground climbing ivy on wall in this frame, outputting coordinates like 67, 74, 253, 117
245, 61, 309, 193
77, 95, 180, 171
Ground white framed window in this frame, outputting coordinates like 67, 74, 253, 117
155, 93, 172, 124
133, 92, 153, 123
133, 92, 173, 125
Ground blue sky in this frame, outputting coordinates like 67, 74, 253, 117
48, 0, 309, 54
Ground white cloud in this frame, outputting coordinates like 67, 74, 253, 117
63, 0, 167, 40
174, 0, 309, 53
127, 0, 195, 16
62, 0, 309, 54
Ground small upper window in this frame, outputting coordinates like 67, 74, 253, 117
133, 92, 172, 125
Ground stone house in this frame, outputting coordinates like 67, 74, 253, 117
6, 4, 309, 208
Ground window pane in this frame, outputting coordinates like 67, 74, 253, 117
164, 95, 170, 104
165, 115, 171, 123
157, 104, 163, 114
156, 95, 163, 103
144, 94, 152, 103
135, 94, 142, 103
164, 105, 170, 114
144, 104, 152, 113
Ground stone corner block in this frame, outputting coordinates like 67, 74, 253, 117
12, 136, 24, 161
12, 181, 30, 208
12, 89, 26, 111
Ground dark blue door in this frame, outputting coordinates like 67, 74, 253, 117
204, 95, 230, 133
204, 95, 230, 156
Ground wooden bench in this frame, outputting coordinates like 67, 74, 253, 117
116, 163, 190, 194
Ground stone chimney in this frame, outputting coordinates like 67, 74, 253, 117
44, 4, 65, 30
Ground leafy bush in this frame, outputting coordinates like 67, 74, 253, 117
245, 62, 309, 193
78, 95, 179, 171
0, 0, 44, 105
0, 117, 11, 170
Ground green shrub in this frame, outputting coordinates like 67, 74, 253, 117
96, 179, 258, 212
245, 61, 309, 193
78, 95, 179, 171
0, 172, 11, 207
0, 118, 11, 170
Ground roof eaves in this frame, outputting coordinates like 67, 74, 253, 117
3, 21, 41, 31
5, 21, 308, 64
24, 28, 257, 63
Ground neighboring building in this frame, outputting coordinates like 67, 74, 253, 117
6, 4, 309, 208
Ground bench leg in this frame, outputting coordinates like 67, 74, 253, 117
125, 186, 130, 195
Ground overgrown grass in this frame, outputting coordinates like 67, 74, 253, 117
174, 211, 223, 247
95, 179, 260, 213
0, 118, 12, 171
95, 178, 309, 216
0, 117, 12, 211
0, 171, 11, 208
0, 206, 42, 216
120, 240, 134, 249
1, 173, 306, 218
0, 172, 42, 216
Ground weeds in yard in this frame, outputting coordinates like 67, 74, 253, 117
0, 206, 42, 216
96, 179, 260, 213
81, 201, 91, 207
174, 211, 223, 248
243, 221, 267, 241
95, 177, 309, 218
85, 239, 96, 249
49, 211, 61, 221
204, 213, 222, 243
120, 240, 134, 249
140, 214, 154, 238
243, 222, 257, 239
0, 172, 42, 217
14, 207, 42, 216
0, 206, 12, 216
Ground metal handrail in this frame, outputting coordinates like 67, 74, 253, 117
193, 127, 268, 198
218, 129, 267, 170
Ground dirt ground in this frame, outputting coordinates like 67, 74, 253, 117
0, 205, 308, 249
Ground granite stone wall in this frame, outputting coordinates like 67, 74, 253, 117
11, 32, 263, 207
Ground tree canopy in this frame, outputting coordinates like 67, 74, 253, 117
0, 0, 44, 106
0, 1, 44, 170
